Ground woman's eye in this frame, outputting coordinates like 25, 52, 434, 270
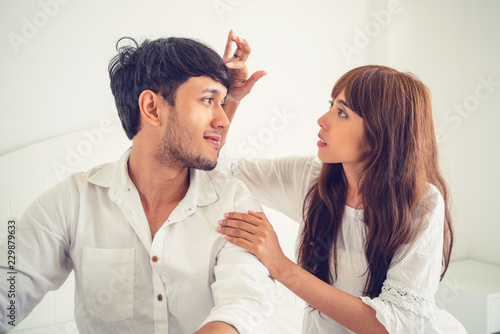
203, 98, 213, 104
338, 109, 347, 117
328, 99, 334, 108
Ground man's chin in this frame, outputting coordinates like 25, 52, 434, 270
194, 160, 217, 171
185, 156, 217, 171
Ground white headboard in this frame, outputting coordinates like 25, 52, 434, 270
0, 121, 131, 332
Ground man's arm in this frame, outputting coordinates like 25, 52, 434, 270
0, 180, 73, 332
197, 182, 276, 333
199, 229, 276, 334
220, 30, 267, 149
195, 321, 238, 334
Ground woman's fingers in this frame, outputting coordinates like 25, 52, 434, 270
247, 209, 264, 219
222, 30, 251, 63
217, 211, 270, 241
233, 36, 251, 62
219, 210, 288, 276
217, 210, 276, 248
218, 225, 254, 243
223, 211, 264, 225
224, 234, 255, 253
218, 217, 260, 235
222, 29, 235, 61
225, 60, 248, 69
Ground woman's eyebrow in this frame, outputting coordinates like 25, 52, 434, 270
337, 99, 350, 109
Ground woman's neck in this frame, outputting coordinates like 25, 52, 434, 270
342, 162, 365, 209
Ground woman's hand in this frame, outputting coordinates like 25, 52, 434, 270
219, 30, 266, 151
222, 30, 267, 103
218, 212, 390, 334
217, 210, 290, 278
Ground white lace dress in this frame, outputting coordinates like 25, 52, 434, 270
226, 155, 466, 334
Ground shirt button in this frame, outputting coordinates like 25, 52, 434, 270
157, 294, 163, 301
151, 256, 158, 262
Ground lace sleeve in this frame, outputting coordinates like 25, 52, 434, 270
360, 185, 465, 333
360, 279, 466, 333
361, 279, 434, 333
374, 279, 433, 318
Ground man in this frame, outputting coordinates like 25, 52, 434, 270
0, 31, 274, 333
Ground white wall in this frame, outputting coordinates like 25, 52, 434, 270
381, 0, 500, 265
1, 0, 499, 315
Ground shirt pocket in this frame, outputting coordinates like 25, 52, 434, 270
82, 247, 135, 322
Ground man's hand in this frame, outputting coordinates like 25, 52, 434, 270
223, 30, 267, 103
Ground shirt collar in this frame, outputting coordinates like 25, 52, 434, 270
87, 148, 132, 189
87, 148, 218, 208
184, 168, 218, 208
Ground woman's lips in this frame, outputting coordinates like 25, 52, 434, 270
317, 134, 327, 147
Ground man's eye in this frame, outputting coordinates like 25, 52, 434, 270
203, 98, 213, 104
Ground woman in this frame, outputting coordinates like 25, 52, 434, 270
217, 65, 466, 333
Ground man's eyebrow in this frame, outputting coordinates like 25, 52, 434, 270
201, 88, 223, 95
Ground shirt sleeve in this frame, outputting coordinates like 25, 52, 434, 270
200, 190, 276, 334
360, 185, 466, 333
226, 156, 321, 222
0, 180, 74, 333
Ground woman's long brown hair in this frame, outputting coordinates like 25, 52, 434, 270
298, 65, 453, 298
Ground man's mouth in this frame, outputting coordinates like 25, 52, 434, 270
204, 135, 221, 147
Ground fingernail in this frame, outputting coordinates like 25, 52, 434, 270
216, 226, 221, 232
218, 220, 223, 225
223, 213, 229, 218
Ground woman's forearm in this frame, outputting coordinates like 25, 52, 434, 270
275, 259, 389, 334
220, 97, 240, 150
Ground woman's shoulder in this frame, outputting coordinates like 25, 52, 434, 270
413, 183, 446, 230
420, 183, 444, 213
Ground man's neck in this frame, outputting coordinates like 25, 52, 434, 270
128, 145, 190, 211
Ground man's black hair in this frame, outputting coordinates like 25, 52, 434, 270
108, 36, 230, 139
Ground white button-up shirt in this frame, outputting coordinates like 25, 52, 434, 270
1, 149, 275, 334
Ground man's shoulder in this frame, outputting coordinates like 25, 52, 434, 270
46, 160, 118, 198
61, 161, 113, 185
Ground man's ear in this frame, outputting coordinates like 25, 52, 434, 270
138, 90, 163, 126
